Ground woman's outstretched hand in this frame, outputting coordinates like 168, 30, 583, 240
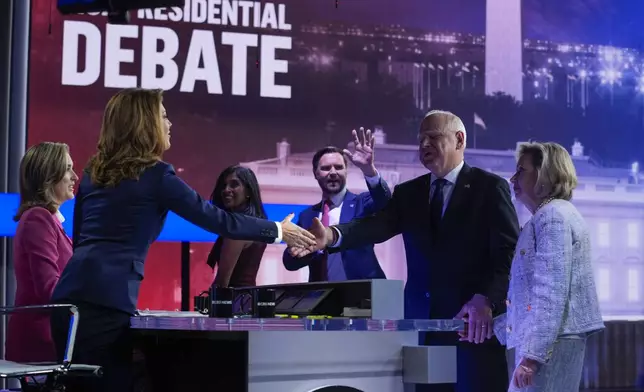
288, 218, 334, 258
280, 213, 317, 249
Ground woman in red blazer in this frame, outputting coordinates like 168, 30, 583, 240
6, 142, 78, 363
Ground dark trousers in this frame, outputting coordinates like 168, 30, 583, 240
416, 332, 509, 392
50, 300, 133, 392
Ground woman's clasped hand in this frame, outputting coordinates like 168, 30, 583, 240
279, 213, 317, 249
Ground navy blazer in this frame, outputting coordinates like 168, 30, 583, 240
51, 161, 279, 315
282, 177, 391, 281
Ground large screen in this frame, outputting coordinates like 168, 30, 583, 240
23, 0, 644, 317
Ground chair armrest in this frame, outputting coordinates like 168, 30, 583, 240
0, 304, 79, 369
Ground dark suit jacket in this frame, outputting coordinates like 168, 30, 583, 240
333, 163, 519, 320
52, 161, 279, 315
283, 177, 391, 281
7, 207, 72, 362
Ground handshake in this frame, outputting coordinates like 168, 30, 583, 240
279, 215, 334, 258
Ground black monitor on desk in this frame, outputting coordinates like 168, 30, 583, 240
247, 280, 403, 319
195, 279, 404, 320
274, 289, 332, 316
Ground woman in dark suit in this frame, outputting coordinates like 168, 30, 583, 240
207, 165, 267, 288
7, 142, 78, 363
49, 88, 315, 392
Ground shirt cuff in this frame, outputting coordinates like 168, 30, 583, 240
364, 172, 381, 187
273, 221, 283, 244
330, 227, 343, 247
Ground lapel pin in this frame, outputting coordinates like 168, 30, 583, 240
464, 184, 470, 189
350, 204, 355, 208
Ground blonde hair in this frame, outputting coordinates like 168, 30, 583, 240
14, 142, 70, 221
422, 110, 468, 147
516, 141, 578, 201
87, 88, 166, 187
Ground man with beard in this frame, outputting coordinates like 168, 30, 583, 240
282, 128, 391, 282
289, 111, 520, 392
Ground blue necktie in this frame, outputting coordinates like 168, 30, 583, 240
430, 179, 447, 233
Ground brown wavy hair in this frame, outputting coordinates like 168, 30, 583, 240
14, 142, 69, 221
86, 88, 167, 187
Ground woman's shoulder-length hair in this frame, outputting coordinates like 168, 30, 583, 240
86, 88, 166, 187
14, 142, 69, 221
516, 141, 578, 201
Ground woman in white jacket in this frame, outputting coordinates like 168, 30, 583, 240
493, 141, 604, 391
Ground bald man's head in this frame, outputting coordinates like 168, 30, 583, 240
417, 110, 467, 177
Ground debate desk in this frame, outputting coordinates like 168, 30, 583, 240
132, 280, 463, 392
132, 314, 462, 392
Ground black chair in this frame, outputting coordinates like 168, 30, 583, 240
0, 304, 102, 391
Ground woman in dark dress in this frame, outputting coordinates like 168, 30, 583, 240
207, 165, 267, 287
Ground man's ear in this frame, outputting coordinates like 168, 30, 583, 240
456, 131, 465, 149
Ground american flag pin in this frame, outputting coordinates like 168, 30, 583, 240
464, 184, 470, 188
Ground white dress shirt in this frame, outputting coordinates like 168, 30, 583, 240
320, 173, 382, 280
55, 211, 65, 224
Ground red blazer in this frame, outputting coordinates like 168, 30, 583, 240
6, 207, 72, 363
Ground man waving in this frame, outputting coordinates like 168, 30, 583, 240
282, 128, 392, 281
